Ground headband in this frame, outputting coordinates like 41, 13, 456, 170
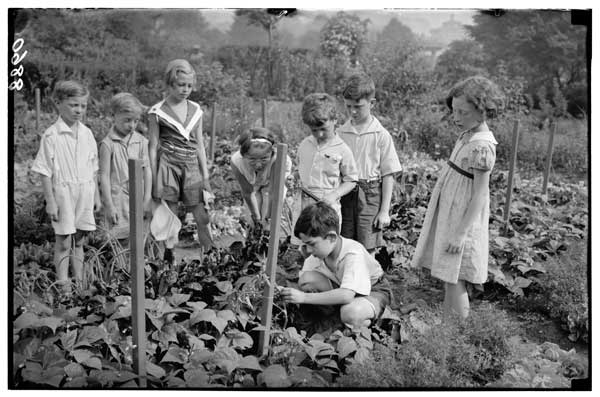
251, 137, 273, 145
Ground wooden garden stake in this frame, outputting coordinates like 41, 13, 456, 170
129, 159, 147, 388
210, 102, 217, 162
504, 120, 521, 224
35, 88, 40, 130
257, 143, 288, 357
542, 121, 557, 195
262, 99, 267, 128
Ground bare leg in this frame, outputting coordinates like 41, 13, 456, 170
340, 298, 376, 330
443, 280, 470, 320
72, 230, 87, 285
54, 234, 72, 291
190, 204, 214, 250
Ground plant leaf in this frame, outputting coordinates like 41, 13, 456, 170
38, 316, 64, 334
64, 362, 86, 378
184, 368, 210, 387
82, 356, 103, 370
186, 301, 208, 311
228, 331, 254, 351
237, 355, 262, 371
161, 347, 189, 364
263, 364, 292, 387
146, 361, 166, 379
190, 309, 216, 326
217, 309, 237, 323
167, 293, 191, 307
336, 336, 358, 359
14, 312, 39, 330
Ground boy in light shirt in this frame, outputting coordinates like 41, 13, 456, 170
338, 74, 402, 252
281, 202, 392, 330
31, 80, 101, 292
296, 93, 358, 225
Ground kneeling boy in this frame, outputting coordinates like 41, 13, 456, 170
281, 202, 391, 330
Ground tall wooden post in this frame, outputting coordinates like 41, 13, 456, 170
129, 159, 147, 388
257, 143, 288, 357
262, 99, 267, 128
504, 120, 521, 224
542, 121, 557, 195
210, 102, 217, 162
35, 88, 40, 130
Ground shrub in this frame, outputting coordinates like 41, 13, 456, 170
335, 303, 518, 388
522, 238, 589, 343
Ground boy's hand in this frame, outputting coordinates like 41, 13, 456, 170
322, 192, 338, 206
285, 174, 296, 189
107, 205, 119, 225
281, 287, 306, 304
373, 211, 391, 230
46, 200, 59, 222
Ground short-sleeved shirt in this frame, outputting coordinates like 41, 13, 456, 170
300, 237, 384, 296
338, 116, 402, 181
297, 134, 358, 196
31, 117, 99, 184
100, 128, 149, 189
148, 99, 203, 151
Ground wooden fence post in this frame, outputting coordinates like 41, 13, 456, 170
35, 88, 40, 130
257, 143, 288, 357
210, 102, 217, 162
542, 121, 557, 195
504, 120, 521, 224
129, 159, 147, 388
262, 99, 267, 128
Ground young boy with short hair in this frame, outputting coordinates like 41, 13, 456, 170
281, 202, 392, 330
297, 93, 358, 224
99, 92, 152, 243
31, 80, 101, 291
338, 74, 402, 252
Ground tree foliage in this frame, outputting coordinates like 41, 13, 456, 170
466, 10, 587, 113
434, 39, 487, 85
319, 12, 369, 63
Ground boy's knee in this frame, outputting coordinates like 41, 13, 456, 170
56, 235, 72, 251
340, 301, 372, 329
298, 271, 331, 293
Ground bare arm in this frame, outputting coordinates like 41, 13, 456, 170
193, 120, 210, 189
41, 175, 58, 222
231, 163, 261, 220
98, 144, 114, 211
373, 173, 395, 228
324, 180, 356, 203
143, 164, 153, 214
281, 287, 356, 305
446, 169, 490, 253
148, 115, 159, 198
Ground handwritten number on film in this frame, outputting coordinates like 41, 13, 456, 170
9, 38, 27, 91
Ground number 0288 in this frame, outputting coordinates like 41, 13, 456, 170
9, 38, 27, 91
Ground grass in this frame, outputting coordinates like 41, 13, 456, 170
335, 302, 519, 388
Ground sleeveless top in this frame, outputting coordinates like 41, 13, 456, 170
148, 99, 203, 151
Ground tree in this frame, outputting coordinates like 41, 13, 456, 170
377, 17, 417, 48
233, 9, 297, 95
466, 10, 587, 114
320, 11, 370, 65
434, 39, 487, 85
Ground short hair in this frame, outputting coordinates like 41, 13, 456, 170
294, 202, 339, 239
52, 80, 89, 103
237, 127, 276, 156
164, 59, 196, 87
301, 93, 338, 127
445, 76, 505, 119
110, 92, 144, 116
342, 74, 376, 101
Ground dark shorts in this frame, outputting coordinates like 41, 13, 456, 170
340, 180, 384, 250
154, 150, 204, 206
364, 275, 393, 317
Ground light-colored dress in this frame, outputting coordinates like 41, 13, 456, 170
411, 128, 498, 284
